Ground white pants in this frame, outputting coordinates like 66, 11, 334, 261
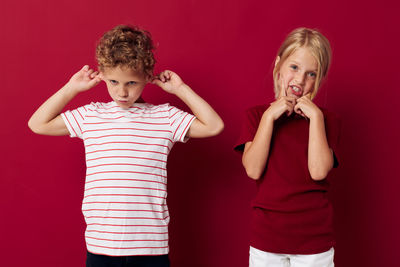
249, 246, 334, 267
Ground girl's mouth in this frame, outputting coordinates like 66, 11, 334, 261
290, 85, 303, 96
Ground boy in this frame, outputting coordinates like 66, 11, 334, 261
28, 25, 224, 267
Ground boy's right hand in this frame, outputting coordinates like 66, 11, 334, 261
67, 65, 102, 93
265, 78, 296, 121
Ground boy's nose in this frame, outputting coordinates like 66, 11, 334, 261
118, 87, 129, 97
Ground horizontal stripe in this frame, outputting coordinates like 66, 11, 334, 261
87, 223, 167, 227
85, 186, 166, 192
85, 141, 170, 150
86, 156, 167, 164
86, 148, 168, 156
84, 194, 165, 199
90, 109, 169, 116
86, 230, 168, 235
90, 104, 167, 112
85, 178, 166, 186
82, 128, 172, 133
87, 243, 169, 250
84, 118, 170, 125
84, 134, 173, 143
86, 171, 167, 178
86, 216, 169, 220
86, 163, 167, 171
82, 209, 166, 213
86, 236, 168, 242
83, 201, 167, 206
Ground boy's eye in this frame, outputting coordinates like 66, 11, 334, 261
110, 80, 118, 85
127, 81, 137, 86
290, 65, 298, 70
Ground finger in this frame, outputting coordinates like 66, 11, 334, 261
95, 74, 102, 83
88, 76, 101, 87
285, 100, 295, 116
81, 65, 89, 72
294, 104, 302, 115
163, 71, 171, 81
296, 97, 306, 104
304, 93, 312, 99
86, 69, 94, 78
286, 104, 294, 116
280, 77, 287, 98
159, 72, 167, 82
166, 71, 173, 80
294, 103, 306, 117
287, 96, 296, 106
90, 71, 99, 79
151, 78, 163, 87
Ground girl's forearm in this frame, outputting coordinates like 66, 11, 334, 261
308, 112, 334, 180
242, 112, 274, 180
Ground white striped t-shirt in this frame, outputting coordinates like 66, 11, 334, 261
61, 101, 196, 256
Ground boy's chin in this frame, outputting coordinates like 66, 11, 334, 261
115, 100, 133, 109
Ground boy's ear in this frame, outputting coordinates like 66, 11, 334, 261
146, 74, 154, 84
274, 56, 280, 67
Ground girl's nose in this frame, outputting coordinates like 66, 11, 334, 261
295, 73, 306, 86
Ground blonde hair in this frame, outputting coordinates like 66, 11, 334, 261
273, 28, 332, 99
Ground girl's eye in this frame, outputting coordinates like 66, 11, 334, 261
290, 65, 298, 70
308, 72, 316, 78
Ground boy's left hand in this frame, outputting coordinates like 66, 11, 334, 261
152, 70, 185, 95
294, 94, 322, 119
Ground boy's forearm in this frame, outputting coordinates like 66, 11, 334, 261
242, 112, 274, 180
28, 83, 77, 135
308, 113, 334, 180
175, 84, 224, 137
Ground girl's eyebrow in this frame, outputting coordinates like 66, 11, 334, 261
288, 60, 317, 72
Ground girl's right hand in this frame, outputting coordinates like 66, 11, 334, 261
265, 78, 296, 120
67, 65, 102, 93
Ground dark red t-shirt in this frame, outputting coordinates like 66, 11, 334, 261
235, 104, 340, 254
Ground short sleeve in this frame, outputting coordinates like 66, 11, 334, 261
168, 105, 196, 143
324, 111, 341, 168
234, 105, 265, 153
61, 104, 91, 139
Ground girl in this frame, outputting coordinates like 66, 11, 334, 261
235, 28, 340, 267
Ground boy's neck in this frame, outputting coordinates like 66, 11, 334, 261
135, 97, 146, 103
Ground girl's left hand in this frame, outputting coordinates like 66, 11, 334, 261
294, 94, 322, 119
152, 70, 185, 95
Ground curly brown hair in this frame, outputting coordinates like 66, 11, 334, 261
96, 25, 155, 79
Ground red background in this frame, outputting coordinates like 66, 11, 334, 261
2, 0, 399, 266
